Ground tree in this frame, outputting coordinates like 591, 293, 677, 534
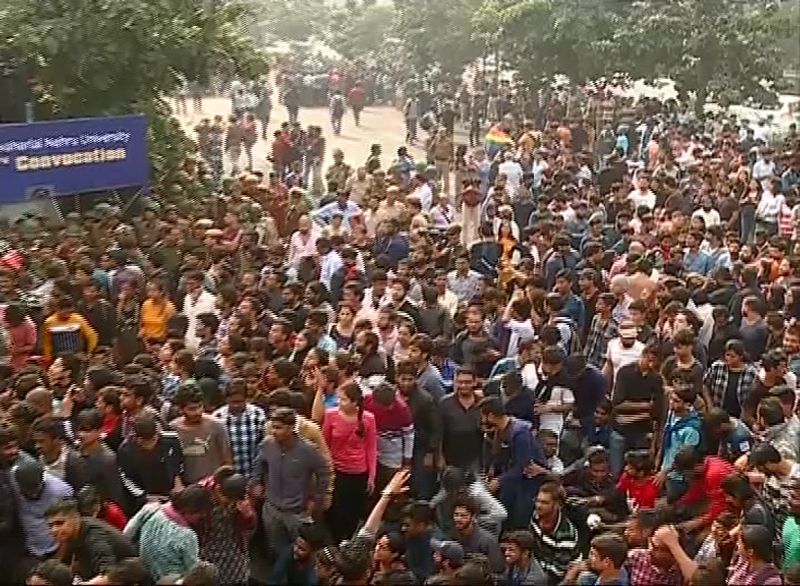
473, 0, 623, 87
613, 0, 788, 114
392, 0, 484, 83
325, 2, 395, 62
254, 0, 330, 43
0, 0, 265, 185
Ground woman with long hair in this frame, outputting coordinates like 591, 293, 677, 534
392, 320, 416, 365
289, 329, 317, 367
330, 303, 356, 351
322, 381, 377, 544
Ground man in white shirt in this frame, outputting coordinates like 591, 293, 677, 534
753, 119, 772, 145
430, 198, 456, 230
316, 237, 342, 291
286, 215, 318, 271
410, 173, 433, 212
183, 270, 217, 352
627, 172, 656, 210
498, 151, 524, 200
531, 151, 549, 190
434, 270, 459, 318
603, 322, 644, 392
691, 196, 721, 228
753, 148, 776, 182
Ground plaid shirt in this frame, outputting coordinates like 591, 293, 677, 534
625, 548, 683, 586
214, 403, 266, 478
583, 314, 618, 369
763, 462, 800, 534
703, 360, 757, 410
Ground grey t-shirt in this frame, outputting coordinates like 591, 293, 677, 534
171, 415, 230, 483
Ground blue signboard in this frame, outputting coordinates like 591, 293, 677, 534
0, 115, 149, 203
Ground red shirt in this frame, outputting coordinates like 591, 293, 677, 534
678, 455, 734, 527
102, 501, 128, 531
616, 472, 659, 509
348, 87, 366, 108
102, 414, 120, 438
5, 317, 37, 372
322, 409, 377, 487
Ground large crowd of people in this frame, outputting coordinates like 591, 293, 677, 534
1, 61, 800, 586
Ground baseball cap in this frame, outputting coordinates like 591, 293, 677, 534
431, 540, 464, 568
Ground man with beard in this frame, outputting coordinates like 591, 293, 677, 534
480, 396, 545, 530
609, 342, 662, 479
388, 278, 422, 330
354, 330, 388, 378
499, 530, 548, 586
449, 495, 504, 574
373, 218, 409, 270
564, 448, 629, 524
530, 481, 580, 585
267, 319, 294, 361
281, 282, 308, 333
408, 333, 446, 402
728, 265, 764, 328
395, 361, 440, 500
783, 323, 800, 379
603, 321, 644, 393
285, 521, 327, 585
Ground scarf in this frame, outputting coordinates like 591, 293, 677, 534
162, 502, 191, 528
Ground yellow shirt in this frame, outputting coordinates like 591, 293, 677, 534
140, 298, 176, 341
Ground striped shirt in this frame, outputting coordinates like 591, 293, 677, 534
530, 510, 580, 584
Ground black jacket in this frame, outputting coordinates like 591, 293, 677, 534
402, 387, 441, 456
64, 517, 136, 580
117, 432, 184, 515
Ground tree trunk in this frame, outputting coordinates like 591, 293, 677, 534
694, 85, 707, 119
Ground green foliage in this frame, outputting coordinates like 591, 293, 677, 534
325, 3, 395, 63
392, 0, 484, 81
484, 0, 621, 84
615, 0, 786, 113
254, 0, 330, 42
475, 0, 785, 113
0, 0, 266, 188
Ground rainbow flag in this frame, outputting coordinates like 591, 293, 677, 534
484, 125, 514, 158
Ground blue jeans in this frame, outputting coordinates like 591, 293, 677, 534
498, 480, 538, 530
411, 454, 438, 500
609, 430, 626, 480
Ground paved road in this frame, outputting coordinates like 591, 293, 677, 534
173, 96, 429, 175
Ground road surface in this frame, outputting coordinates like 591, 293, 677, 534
173, 96, 430, 175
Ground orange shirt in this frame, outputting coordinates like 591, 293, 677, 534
140, 298, 176, 341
